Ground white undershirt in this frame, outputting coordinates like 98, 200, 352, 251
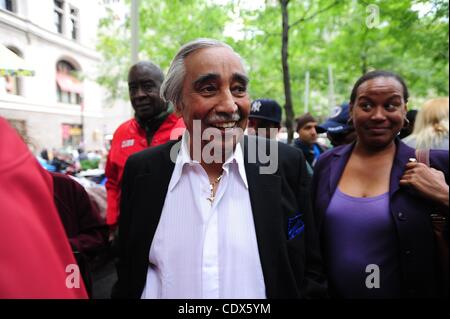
140, 132, 266, 299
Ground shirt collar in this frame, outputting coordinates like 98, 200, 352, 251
168, 131, 248, 192
226, 140, 248, 189
168, 131, 195, 192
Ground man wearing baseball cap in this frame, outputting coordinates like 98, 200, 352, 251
247, 98, 282, 139
316, 102, 356, 147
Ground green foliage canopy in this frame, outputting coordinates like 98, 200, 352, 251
96, 0, 449, 119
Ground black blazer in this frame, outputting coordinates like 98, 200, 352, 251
112, 135, 326, 299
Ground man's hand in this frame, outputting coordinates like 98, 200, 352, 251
400, 162, 449, 209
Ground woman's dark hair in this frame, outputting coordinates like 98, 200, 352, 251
349, 70, 409, 104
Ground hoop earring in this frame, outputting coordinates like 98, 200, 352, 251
403, 117, 410, 128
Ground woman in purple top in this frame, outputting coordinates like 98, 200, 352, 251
312, 70, 449, 298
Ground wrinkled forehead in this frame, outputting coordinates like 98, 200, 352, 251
184, 46, 247, 78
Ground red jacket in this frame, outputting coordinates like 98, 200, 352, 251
0, 117, 88, 298
105, 114, 184, 226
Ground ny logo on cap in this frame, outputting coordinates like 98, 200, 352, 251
251, 101, 262, 113
330, 106, 342, 119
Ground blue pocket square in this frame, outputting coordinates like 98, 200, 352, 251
288, 214, 304, 240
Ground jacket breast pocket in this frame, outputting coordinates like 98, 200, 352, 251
287, 213, 305, 240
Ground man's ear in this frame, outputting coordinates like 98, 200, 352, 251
175, 101, 184, 116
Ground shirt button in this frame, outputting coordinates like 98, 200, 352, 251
397, 212, 406, 221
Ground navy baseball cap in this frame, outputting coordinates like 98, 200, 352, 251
317, 102, 352, 134
249, 99, 282, 124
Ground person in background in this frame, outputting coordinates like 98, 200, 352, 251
0, 117, 88, 298
105, 61, 185, 236
40, 148, 49, 161
403, 97, 449, 150
312, 70, 449, 298
316, 102, 356, 147
50, 172, 109, 297
293, 113, 328, 168
50, 150, 71, 173
247, 98, 282, 140
398, 109, 418, 139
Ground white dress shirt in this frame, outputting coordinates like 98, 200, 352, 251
141, 132, 266, 299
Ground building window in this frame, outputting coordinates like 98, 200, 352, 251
2, 47, 22, 95
0, 0, 15, 12
4, 75, 20, 94
69, 6, 79, 40
54, 0, 64, 34
56, 60, 82, 105
62, 123, 83, 148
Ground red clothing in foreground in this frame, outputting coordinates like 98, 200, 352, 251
105, 115, 184, 226
0, 117, 88, 298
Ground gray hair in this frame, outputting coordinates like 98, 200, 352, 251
160, 38, 245, 111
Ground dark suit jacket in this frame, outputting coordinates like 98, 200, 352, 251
112, 135, 327, 299
311, 138, 449, 298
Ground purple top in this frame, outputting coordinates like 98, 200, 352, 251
324, 188, 402, 298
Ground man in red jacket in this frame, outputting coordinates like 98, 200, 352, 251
105, 61, 184, 233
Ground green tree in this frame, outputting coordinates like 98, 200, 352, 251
96, 0, 449, 133
231, 0, 448, 133
97, 0, 232, 101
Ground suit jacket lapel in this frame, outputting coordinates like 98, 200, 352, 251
131, 142, 177, 254
390, 138, 415, 196
329, 143, 354, 197
242, 137, 283, 298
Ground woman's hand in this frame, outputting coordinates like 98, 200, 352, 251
400, 161, 449, 209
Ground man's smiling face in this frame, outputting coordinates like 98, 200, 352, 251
178, 46, 250, 155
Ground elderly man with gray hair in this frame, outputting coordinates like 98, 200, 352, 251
112, 39, 326, 299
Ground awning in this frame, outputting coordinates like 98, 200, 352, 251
56, 72, 83, 94
0, 43, 35, 76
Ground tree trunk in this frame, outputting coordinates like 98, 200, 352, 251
361, 30, 369, 74
280, 0, 295, 144
361, 49, 368, 74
